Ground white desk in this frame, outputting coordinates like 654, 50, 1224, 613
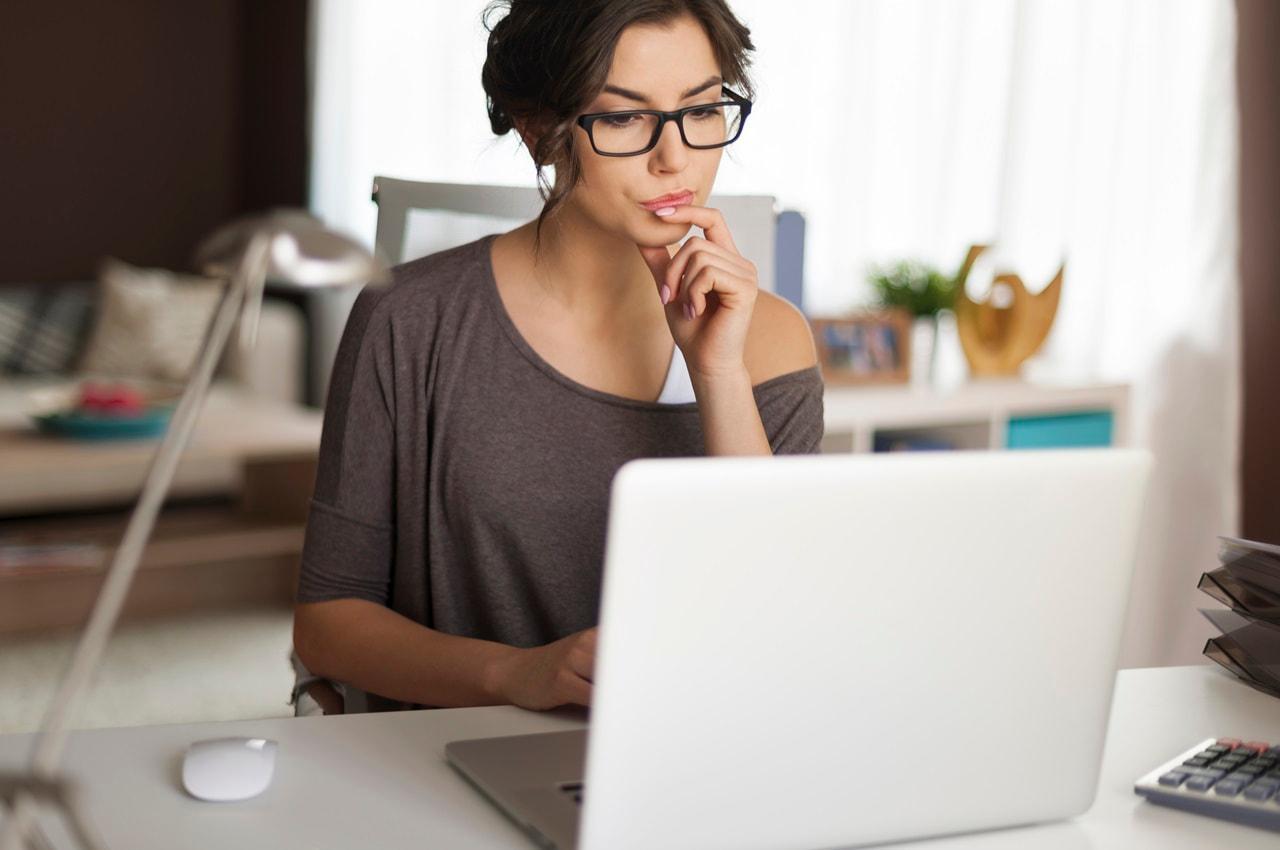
2, 666, 1278, 849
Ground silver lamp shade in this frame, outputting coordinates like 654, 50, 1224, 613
195, 209, 389, 287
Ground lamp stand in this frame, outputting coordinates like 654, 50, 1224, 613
0, 235, 271, 850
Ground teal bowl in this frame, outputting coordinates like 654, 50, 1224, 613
32, 406, 175, 441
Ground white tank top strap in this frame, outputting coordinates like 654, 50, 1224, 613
655, 343, 696, 404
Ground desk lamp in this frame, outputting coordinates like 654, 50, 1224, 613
0, 211, 388, 850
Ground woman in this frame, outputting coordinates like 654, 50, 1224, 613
292, 0, 824, 714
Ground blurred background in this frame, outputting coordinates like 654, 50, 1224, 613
0, 0, 1276, 733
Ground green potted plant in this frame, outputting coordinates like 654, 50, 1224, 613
866, 260, 957, 385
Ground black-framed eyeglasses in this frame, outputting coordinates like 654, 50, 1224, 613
575, 85, 753, 157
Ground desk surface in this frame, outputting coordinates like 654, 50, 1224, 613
2, 665, 1278, 849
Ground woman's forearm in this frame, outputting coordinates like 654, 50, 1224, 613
691, 365, 772, 456
293, 598, 521, 708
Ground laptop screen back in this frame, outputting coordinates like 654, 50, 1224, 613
580, 449, 1150, 850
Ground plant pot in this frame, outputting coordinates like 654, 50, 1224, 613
910, 315, 940, 387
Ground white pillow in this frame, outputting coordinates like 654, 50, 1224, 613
78, 258, 226, 381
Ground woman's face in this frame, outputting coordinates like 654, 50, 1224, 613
567, 14, 727, 247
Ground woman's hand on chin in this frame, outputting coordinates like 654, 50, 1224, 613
637, 204, 759, 381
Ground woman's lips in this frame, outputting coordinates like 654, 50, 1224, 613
639, 190, 694, 212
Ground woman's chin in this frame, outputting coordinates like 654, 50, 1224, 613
634, 215, 691, 243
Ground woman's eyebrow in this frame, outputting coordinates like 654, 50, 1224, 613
601, 75, 723, 104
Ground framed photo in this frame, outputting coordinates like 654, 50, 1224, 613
810, 310, 912, 385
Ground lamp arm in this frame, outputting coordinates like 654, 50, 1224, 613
0, 233, 272, 850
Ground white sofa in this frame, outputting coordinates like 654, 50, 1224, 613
0, 299, 319, 516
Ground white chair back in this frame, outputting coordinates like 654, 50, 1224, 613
371, 176, 784, 294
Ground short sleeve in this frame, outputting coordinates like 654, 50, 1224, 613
296, 285, 397, 605
754, 366, 825, 455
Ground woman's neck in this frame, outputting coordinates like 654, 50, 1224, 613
517, 204, 665, 328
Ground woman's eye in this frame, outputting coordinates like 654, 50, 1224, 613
688, 106, 722, 120
601, 113, 640, 127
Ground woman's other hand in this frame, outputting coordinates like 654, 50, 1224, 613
637, 204, 759, 381
494, 627, 597, 710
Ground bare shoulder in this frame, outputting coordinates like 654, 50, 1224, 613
744, 290, 819, 385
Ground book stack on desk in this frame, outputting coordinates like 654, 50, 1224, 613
1199, 536, 1280, 698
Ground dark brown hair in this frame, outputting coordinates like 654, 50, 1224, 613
481, 0, 755, 250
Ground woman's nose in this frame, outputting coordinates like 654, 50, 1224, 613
650, 117, 689, 170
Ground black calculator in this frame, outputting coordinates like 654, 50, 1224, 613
1135, 738, 1280, 830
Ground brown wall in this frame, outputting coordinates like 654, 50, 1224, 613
1238, 0, 1280, 543
0, 1, 307, 283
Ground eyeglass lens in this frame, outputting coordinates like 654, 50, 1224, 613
592, 104, 744, 154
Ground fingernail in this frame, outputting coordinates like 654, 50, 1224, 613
660, 284, 670, 305
655, 207, 676, 216
684, 302, 694, 320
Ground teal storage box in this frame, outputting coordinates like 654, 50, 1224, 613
1006, 411, 1113, 449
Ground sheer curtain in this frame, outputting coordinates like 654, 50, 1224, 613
310, 0, 1239, 667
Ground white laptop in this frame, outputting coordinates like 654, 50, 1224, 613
446, 449, 1151, 850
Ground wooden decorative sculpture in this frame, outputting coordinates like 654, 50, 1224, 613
953, 244, 1063, 377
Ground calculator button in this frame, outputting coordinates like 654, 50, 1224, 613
1214, 780, 1246, 796
1185, 775, 1219, 792
1244, 782, 1279, 802
1183, 757, 1213, 767
1158, 771, 1189, 787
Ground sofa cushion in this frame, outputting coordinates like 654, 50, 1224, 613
0, 285, 96, 376
78, 258, 225, 381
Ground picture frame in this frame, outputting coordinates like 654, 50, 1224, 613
810, 310, 912, 386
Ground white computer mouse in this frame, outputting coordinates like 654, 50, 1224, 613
181, 737, 278, 802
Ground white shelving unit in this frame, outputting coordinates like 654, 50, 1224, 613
821, 380, 1130, 454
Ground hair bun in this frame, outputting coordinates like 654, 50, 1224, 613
487, 99, 513, 135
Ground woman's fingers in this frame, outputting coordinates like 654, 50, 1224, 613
664, 236, 752, 303
567, 646, 595, 682
563, 629, 595, 704
655, 204, 740, 254
566, 627, 597, 681
641, 205, 749, 306
637, 244, 676, 302
563, 673, 593, 707
684, 260, 750, 317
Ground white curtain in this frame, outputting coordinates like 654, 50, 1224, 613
310, 0, 1240, 667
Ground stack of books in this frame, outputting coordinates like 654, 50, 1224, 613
1199, 536, 1280, 697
